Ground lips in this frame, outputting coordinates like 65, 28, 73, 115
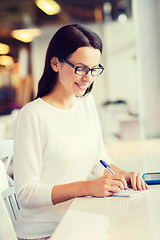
75, 82, 89, 90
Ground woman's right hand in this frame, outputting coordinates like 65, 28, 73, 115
87, 174, 128, 197
51, 174, 128, 205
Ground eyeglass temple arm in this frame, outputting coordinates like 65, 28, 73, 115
60, 58, 76, 69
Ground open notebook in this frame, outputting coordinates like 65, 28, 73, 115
111, 189, 150, 197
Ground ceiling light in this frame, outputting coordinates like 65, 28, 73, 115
118, 14, 128, 24
11, 13, 41, 43
35, 0, 61, 15
11, 28, 41, 43
0, 43, 10, 54
0, 55, 14, 68
103, 2, 112, 14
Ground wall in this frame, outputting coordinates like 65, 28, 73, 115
133, 0, 160, 138
103, 19, 138, 114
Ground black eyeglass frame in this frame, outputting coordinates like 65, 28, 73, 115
59, 58, 104, 76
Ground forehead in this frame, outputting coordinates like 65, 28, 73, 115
68, 47, 101, 66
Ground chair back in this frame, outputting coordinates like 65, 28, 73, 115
0, 161, 9, 192
0, 194, 17, 240
0, 139, 14, 172
0, 160, 19, 230
1, 186, 20, 227
0, 139, 14, 186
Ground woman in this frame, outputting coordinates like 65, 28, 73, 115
13, 24, 148, 240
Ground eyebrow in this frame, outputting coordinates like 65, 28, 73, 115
75, 62, 100, 68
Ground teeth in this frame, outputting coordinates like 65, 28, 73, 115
76, 83, 89, 87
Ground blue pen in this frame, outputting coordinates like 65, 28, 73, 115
100, 160, 130, 190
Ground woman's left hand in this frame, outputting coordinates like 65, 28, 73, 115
122, 171, 149, 190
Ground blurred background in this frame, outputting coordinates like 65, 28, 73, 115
0, 0, 160, 144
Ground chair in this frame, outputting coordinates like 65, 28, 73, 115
0, 139, 14, 170
1, 185, 20, 228
0, 193, 17, 240
0, 140, 19, 232
0, 139, 14, 185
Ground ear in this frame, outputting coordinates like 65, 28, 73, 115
51, 57, 59, 72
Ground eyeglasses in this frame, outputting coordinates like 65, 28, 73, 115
60, 58, 104, 76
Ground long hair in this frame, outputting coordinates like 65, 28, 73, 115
36, 24, 103, 98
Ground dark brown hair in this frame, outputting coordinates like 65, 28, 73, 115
36, 24, 103, 98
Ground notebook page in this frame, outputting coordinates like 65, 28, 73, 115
111, 189, 150, 197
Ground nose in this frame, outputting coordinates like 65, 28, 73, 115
82, 71, 93, 83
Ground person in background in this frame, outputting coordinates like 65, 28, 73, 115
13, 24, 148, 240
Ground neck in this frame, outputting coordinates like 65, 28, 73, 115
42, 89, 75, 110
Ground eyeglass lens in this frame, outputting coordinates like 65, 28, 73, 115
75, 66, 103, 76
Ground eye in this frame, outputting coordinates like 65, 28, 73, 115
91, 67, 104, 76
77, 67, 87, 72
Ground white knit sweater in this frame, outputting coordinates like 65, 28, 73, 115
13, 94, 113, 239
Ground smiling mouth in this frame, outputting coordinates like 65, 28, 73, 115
75, 82, 89, 90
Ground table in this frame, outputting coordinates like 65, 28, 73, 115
51, 185, 160, 240
51, 139, 160, 240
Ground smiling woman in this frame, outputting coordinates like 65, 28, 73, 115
13, 24, 148, 240
36, 24, 103, 99
48, 46, 102, 101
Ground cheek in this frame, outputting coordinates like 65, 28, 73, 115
59, 71, 74, 88
60, 66, 74, 79
61, 70, 79, 85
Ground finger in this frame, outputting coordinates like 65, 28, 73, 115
107, 174, 128, 188
130, 172, 137, 190
141, 178, 147, 190
136, 173, 142, 190
120, 175, 128, 189
145, 182, 149, 189
108, 179, 125, 190
104, 191, 116, 197
143, 180, 149, 190
106, 185, 121, 194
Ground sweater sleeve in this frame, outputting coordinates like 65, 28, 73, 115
88, 95, 114, 177
13, 104, 53, 209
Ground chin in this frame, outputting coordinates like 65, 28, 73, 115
75, 91, 86, 97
